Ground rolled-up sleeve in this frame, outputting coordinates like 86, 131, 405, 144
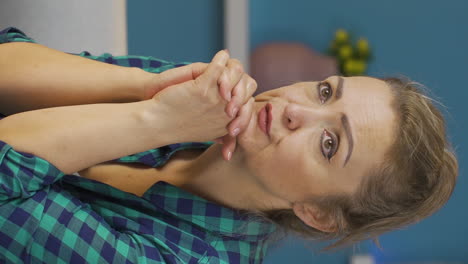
0, 27, 36, 44
0, 140, 64, 202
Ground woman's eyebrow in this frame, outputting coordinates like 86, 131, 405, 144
342, 113, 354, 167
333, 76, 353, 167
335, 76, 344, 100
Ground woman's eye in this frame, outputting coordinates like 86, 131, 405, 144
317, 81, 333, 104
320, 129, 338, 161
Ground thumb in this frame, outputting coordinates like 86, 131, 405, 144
196, 50, 230, 86
145, 63, 208, 99
159, 63, 208, 88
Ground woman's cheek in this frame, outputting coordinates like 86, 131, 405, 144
283, 133, 319, 175
263, 137, 305, 175
261, 148, 315, 201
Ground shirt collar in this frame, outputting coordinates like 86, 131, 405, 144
143, 181, 277, 242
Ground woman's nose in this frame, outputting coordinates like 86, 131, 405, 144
284, 103, 336, 130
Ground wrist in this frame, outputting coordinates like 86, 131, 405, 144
137, 99, 180, 146
139, 69, 162, 101
120, 67, 156, 101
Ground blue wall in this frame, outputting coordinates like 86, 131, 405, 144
128, 0, 468, 263
127, 0, 223, 63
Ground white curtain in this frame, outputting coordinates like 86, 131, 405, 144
224, 0, 249, 72
0, 0, 127, 55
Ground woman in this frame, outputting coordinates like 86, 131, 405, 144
0, 27, 458, 263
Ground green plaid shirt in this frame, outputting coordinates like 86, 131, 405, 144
0, 27, 277, 264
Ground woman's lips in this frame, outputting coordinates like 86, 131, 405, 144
266, 103, 272, 135
258, 103, 272, 137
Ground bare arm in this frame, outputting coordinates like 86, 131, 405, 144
0, 100, 177, 174
0, 42, 150, 115
0, 50, 232, 174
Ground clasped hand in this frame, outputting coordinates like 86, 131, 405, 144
145, 50, 257, 161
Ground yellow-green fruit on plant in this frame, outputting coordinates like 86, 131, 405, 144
344, 60, 356, 75
339, 44, 353, 60
357, 38, 370, 58
335, 29, 349, 44
344, 59, 367, 76
354, 60, 367, 75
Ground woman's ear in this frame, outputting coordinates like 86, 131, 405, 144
292, 202, 337, 233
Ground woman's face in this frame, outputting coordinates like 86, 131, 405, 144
237, 76, 397, 203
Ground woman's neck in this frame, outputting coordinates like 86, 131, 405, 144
164, 144, 291, 212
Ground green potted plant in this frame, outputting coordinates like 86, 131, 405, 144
329, 29, 372, 76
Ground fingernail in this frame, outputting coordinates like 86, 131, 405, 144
226, 92, 232, 102
231, 127, 240, 137
227, 151, 232, 161
231, 107, 239, 118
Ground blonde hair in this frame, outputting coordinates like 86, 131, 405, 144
257, 77, 458, 250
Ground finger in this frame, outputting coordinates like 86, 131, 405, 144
190, 62, 209, 79
244, 76, 258, 98
218, 68, 232, 102
227, 76, 257, 119
225, 75, 248, 118
221, 135, 237, 161
219, 59, 245, 102
227, 97, 255, 137
145, 63, 209, 99
197, 50, 230, 86
213, 137, 224, 144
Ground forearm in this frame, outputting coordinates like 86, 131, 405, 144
0, 42, 152, 115
0, 100, 176, 174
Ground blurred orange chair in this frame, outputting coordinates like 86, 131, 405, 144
250, 42, 338, 95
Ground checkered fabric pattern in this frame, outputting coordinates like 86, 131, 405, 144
0, 27, 278, 264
